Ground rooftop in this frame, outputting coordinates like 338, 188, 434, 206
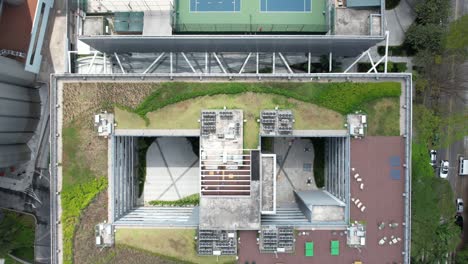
0, 0, 37, 62
174, 0, 328, 33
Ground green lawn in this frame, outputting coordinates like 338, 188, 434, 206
62, 124, 95, 186
62, 122, 108, 264
116, 92, 344, 149
362, 97, 400, 136
132, 82, 401, 119
116, 229, 236, 264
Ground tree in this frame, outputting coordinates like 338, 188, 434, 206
405, 24, 445, 54
412, 105, 440, 147
0, 211, 34, 257
456, 246, 468, 264
414, 0, 450, 25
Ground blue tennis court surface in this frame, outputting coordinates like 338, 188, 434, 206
190, 0, 241, 12
261, 0, 311, 12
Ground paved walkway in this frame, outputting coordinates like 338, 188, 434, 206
384, 0, 416, 45
143, 138, 199, 202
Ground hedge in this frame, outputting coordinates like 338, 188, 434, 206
133, 82, 401, 120
310, 138, 325, 188
137, 137, 155, 197
149, 194, 200, 206
377, 45, 416, 57
386, 0, 401, 9
357, 62, 407, 73
61, 177, 107, 264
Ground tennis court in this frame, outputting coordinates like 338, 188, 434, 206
260, 0, 312, 12
190, 0, 241, 12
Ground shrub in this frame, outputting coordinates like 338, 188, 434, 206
357, 62, 407, 73
386, 0, 401, 10
377, 45, 416, 57
137, 137, 155, 197
310, 138, 325, 188
149, 193, 200, 206
62, 177, 107, 264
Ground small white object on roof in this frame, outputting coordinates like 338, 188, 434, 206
94, 114, 100, 124
360, 237, 366, 246
96, 236, 102, 245
361, 115, 367, 124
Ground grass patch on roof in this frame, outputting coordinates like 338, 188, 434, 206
133, 82, 401, 120
116, 229, 236, 264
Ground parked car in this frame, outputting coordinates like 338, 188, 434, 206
430, 150, 437, 167
459, 156, 468, 176
455, 215, 464, 231
456, 198, 464, 214
439, 160, 449, 178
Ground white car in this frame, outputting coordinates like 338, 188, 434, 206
456, 198, 464, 214
439, 160, 449, 178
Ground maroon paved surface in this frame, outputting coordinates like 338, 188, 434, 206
238, 136, 406, 264
0, 0, 37, 62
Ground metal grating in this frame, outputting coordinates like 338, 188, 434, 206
198, 230, 237, 255
259, 226, 295, 253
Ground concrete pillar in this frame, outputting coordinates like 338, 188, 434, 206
0, 56, 35, 86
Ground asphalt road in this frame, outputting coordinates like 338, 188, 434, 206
434, 0, 468, 250
437, 61, 468, 247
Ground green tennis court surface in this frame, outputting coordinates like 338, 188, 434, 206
175, 0, 328, 33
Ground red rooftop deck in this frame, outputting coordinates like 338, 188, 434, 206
0, 0, 37, 62
238, 136, 406, 264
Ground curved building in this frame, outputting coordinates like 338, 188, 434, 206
0, 56, 40, 170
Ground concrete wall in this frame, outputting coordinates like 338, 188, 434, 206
112, 136, 138, 221
324, 137, 348, 202
0, 56, 39, 168
294, 191, 313, 222
0, 56, 35, 86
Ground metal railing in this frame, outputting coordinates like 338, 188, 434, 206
174, 23, 328, 33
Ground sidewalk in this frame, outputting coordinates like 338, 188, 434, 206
384, 0, 416, 45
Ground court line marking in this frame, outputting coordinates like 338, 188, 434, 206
189, 0, 241, 13
259, 0, 312, 13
